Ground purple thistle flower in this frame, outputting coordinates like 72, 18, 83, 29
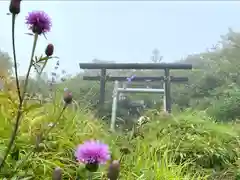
75, 140, 110, 165
126, 75, 136, 83
25, 11, 52, 35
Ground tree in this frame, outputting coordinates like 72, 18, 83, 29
151, 48, 163, 63
0, 50, 13, 78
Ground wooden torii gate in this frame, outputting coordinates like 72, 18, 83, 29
79, 63, 192, 113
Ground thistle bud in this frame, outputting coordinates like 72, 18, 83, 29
9, 0, 21, 14
32, 26, 42, 35
63, 89, 73, 104
52, 167, 62, 180
45, 43, 54, 57
85, 162, 99, 172
107, 160, 120, 180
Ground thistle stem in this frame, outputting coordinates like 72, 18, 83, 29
88, 171, 93, 180
21, 33, 38, 100
0, 33, 39, 170
44, 104, 67, 135
11, 14, 21, 102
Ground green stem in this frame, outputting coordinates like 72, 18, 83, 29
11, 14, 21, 101
44, 104, 67, 135
0, 102, 23, 170
88, 171, 93, 180
0, 33, 39, 170
12, 104, 67, 175
21, 33, 38, 100
39, 59, 48, 76
119, 153, 124, 163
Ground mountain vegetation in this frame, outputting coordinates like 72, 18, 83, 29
1, 1, 240, 179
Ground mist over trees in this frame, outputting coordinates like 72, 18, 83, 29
1, 28, 240, 124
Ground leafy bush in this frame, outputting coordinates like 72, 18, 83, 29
207, 87, 240, 121
137, 110, 240, 179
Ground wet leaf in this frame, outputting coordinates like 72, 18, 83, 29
43, 33, 47, 40
38, 56, 49, 62
24, 33, 34, 36
51, 56, 60, 59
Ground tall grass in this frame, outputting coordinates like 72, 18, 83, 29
1, 89, 239, 179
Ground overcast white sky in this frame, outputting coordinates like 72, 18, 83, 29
1, 1, 240, 76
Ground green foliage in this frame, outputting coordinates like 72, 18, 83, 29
19, 28, 240, 123
3, 12, 240, 179
0, 50, 13, 76
0, 91, 109, 179
1, 88, 240, 179
206, 85, 240, 121
137, 110, 240, 179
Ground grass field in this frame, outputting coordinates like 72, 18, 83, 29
0, 91, 240, 179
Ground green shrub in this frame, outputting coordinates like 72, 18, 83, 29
207, 88, 240, 121
138, 110, 240, 178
